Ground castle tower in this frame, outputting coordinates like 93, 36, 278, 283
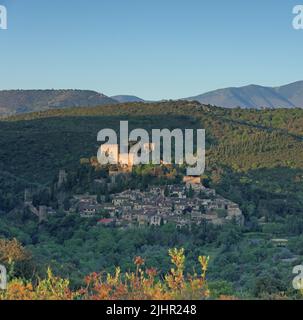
58, 170, 67, 187
38, 206, 47, 222
99, 144, 119, 164
24, 189, 32, 203
143, 142, 156, 153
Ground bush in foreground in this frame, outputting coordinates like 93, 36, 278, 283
0, 248, 210, 300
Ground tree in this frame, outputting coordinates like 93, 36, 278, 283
200, 205, 206, 214
0, 238, 33, 279
97, 190, 102, 204
63, 197, 71, 211
164, 186, 169, 197
187, 185, 194, 198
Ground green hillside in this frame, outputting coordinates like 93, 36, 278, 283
2, 101, 303, 297
2, 100, 303, 180
2, 100, 303, 216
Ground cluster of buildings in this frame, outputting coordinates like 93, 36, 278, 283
20, 164, 245, 229
72, 177, 244, 229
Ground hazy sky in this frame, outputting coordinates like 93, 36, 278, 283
0, 0, 302, 100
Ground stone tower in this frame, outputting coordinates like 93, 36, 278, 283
38, 206, 47, 222
24, 189, 32, 203
58, 170, 67, 187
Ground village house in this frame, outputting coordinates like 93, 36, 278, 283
97, 218, 115, 226
149, 215, 163, 226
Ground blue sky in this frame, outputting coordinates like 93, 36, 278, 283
0, 0, 302, 100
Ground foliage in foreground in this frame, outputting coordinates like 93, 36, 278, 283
0, 248, 211, 300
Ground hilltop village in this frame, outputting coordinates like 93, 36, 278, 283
19, 142, 245, 229
75, 181, 244, 228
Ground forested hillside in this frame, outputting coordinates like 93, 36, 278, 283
0, 90, 117, 117
1, 101, 303, 298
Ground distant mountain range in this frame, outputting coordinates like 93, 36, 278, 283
0, 81, 303, 117
185, 81, 303, 108
0, 89, 117, 116
110, 95, 145, 103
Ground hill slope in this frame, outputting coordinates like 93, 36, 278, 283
111, 95, 145, 103
0, 89, 117, 116
2, 101, 303, 298
2, 100, 303, 184
186, 81, 303, 108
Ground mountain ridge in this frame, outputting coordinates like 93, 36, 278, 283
185, 81, 303, 108
1, 81, 303, 117
0, 89, 118, 116
110, 95, 145, 103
